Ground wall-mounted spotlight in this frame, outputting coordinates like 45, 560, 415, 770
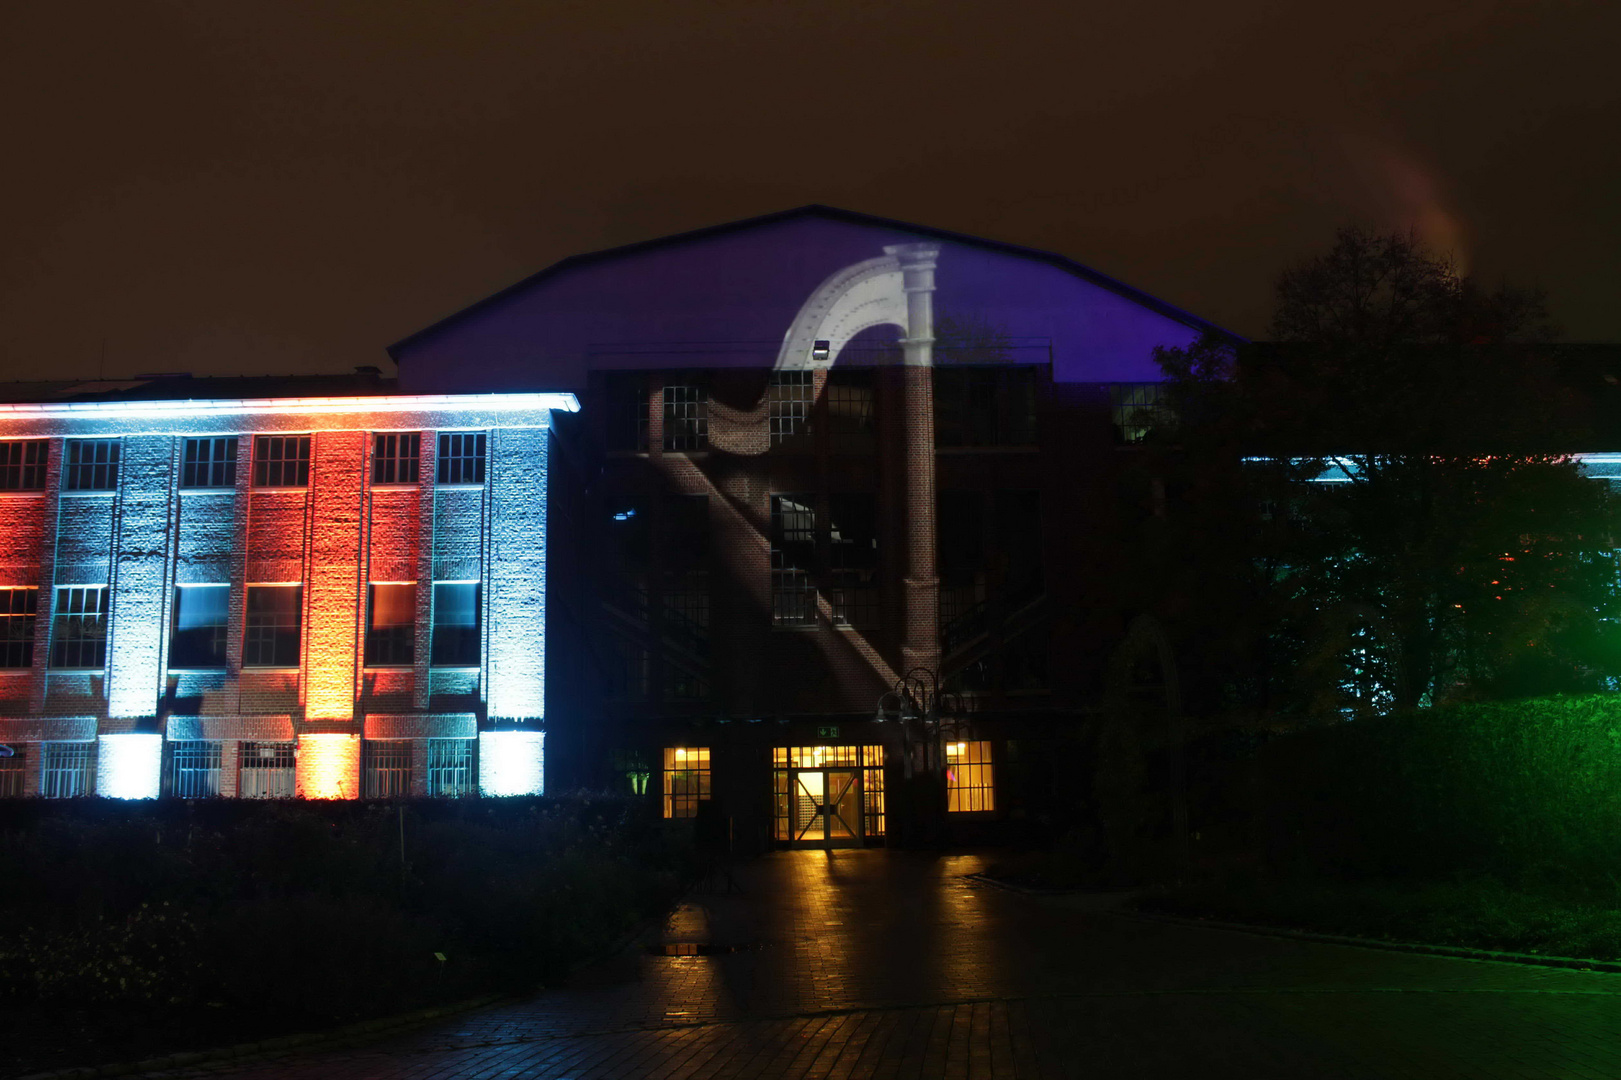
811, 340, 830, 362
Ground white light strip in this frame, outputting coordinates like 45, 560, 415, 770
0, 391, 579, 420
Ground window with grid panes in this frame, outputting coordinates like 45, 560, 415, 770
770, 495, 817, 626
827, 369, 875, 452
426, 739, 476, 796
64, 440, 119, 491
945, 740, 995, 812
0, 588, 37, 668
436, 432, 486, 484
372, 432, 420, 484
243, 586, 301, 667
431, 582, 480, 666
181, 437, 238, 488
165, 740, 222, 798
252, 435, 310, 487
170, 585, 230, 668
40, 742, 94, 798
363, 740, 413, 797
768, 370, 814, 446
662, 746, 710, 818
1109, 383, 1171, 443
0, 440, 48, 490
662, 383, 708, 451
934, 367, 1038, 447
238, 742, 295, 798
828, 493, 878, 629
0, 749, 24, 797
50, 587, 107, 669
365, 583, 416, 666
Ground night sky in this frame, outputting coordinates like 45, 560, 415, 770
3, 1, 1616, 383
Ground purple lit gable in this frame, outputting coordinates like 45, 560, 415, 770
389, 207, 1234, 393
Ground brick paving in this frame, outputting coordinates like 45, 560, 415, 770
149, 851, 1621, 1079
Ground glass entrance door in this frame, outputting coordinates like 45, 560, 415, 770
789, 768, 864, 848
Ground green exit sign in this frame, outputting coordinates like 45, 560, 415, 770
817, 725, 841, 740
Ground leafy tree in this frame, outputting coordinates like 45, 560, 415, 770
1155, 228, 1619, 715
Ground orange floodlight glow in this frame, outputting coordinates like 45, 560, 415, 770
296, 733, 360, 799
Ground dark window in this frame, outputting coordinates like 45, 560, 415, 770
365, 583, 416, 666
606, 374, 650, 452
171, 585, 230, 668
828, 369, 875, 452
934, 367, 1038, 447
769, 370, 814, 447
373, 433, 420, 484
0, 440, 48, 491
0, 749, 24, 797
436, 432, 486, 484
771, 494, 817, 626
64, 440, 119, 491
252, 435, 311, 487
165, 740, 222, 798
426, 739, 476, 797
239, 742, 295, 798
363, 740, 413, 798
243, 585, 302, 667
40, 742, 94, 798
181, 437, 238, 488
0, 588, 37, 668
50, 587, 107, 669
431, 582, 481, 666
662, 383, 708, 451
829, 493, 879, 629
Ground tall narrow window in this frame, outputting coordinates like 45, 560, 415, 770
252, 435, 311, 487
165, 740, 223, 798
945, 740, 995, 812
64, 440, 119, 491
770, 495, 817, 626
365, 583, 416, 666
171, 584, 230, 668
39, 742, 94, 798
662, 746, 711, 819
362, 740, 413, 798
436, 432, 486, 484
373, 433, 420, 484
768, 370, 814, 447
50, 587, 107, 669
426, 739, 476, 797
606, 373, 650, 452
662, 383, 708, 451
239, 742, 295, 798
828, 493, 878, 629
0, 588, 38, 669
827, 369, 875, 453
0, 748, 24, 797
181, 437, 238, 488
431, 582, 480, 666
0, 440, 48, 491
243, 585, 302, 667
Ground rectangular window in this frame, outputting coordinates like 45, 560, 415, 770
770, 745, 885, 841
0, 440, 49, 491
662, 746, 711, 819
363, 740, 413, 798
827, 370, 875, 453
165, 740, 222, 798
436, 432, 486, 485
170, 585, 230, 668
239, 741, 295, 798
372, 432, 421, 485
602, 631, 648, 701
431, 582, 480, 666
662, 383, 708, 451
768, 370, 814, 447
0, 749, 24, 797
606, 373, 650, 452
252, 435, 311, 487
0, 588, 38, 669
771, 494, 817, 626
1109, 383, 1170, 443
64, 440, 120, 491
828, 493, 878, 630
365, 583, 416, 666
945, 740, 995, 812
243, 585, 301, 668
426, 739, 476, 797
181, 437, 238, 488
934, 367, 1038, 448
40, 741, 94, 798
50, 587, 107, 669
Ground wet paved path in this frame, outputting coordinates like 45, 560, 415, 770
159, 851, 1621, 1079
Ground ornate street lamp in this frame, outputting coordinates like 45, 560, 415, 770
873, 666, 960, 780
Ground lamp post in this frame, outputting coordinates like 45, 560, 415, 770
873, 666, 960, 780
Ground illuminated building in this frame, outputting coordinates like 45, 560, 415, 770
0, 376, 575, 798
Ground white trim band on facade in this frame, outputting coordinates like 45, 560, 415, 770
0, 392, 580, 420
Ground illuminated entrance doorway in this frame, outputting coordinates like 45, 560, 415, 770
773, 746, 885, 848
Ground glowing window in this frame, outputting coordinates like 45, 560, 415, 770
243, 585, 301, 668
181, 437, 238, 488
436, 432, 486, 485
165, 740, 222, 798
431, 582, 480, 666
39, 741, 94, 798
770, 745, 885, 841
50, 587, 107, 669
945, 740, 995, 813
769, 370, 814, 447
0, 588, 37, 669
662, 746, 710, 819
365, 583, 416, 667
372, 432, 420, 485
239, 741, 295, 798
252, 435, 311, 487
64, 439, 120, 491
662, 384, 708, 451
426, 739, 476, 797
0, 749, 24, 797
0, 440, 49, 491
1109, 383, 1170, 444
363, 740, 413, 798
170, 584, 229, 668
